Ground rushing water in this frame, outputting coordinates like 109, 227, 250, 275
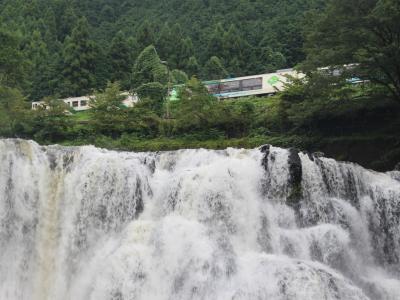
0, 139, 399, 300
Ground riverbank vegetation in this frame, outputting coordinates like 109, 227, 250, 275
0, 0, 399, 171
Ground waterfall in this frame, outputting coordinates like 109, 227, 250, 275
0, 139, 399, 300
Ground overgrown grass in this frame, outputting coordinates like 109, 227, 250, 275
70, 110, 91, 122
60, 134, 312, 153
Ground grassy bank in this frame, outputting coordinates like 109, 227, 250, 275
59, 133, 400, 172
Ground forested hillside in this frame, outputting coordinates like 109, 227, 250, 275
0, 0, 399, 171
0, 0, 323, 100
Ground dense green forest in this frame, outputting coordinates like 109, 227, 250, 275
0, 0, 399, 171
0, 0, 324, 99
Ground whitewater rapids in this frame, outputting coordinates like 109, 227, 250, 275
0, 139, 399, 300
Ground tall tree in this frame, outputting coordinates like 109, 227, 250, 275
302, 0, 400, 101
25, 30, 53, 101
136, 20, 156, 50
90, 82, 127, 137
58, 4, 78, 41
132, 45, 168, 88
0, 28, 26, 88
221, 24, 247, 75
108, 31, 132, 89
203, 56, 228, 80
156, 23, 175, 64
186, 56, 200, 77
207, 23, 225, 60
61, 17, 97, 96
260, 47, 286, 73
178, 37, 194, 71
0, 86, 31, 138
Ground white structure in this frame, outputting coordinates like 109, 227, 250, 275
203, 69, 304, 99
32, 93, 138, 111
62, 96, 91, 111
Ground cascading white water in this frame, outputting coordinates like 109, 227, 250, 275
0, 139, 399, 300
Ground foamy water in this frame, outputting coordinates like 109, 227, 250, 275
0, 139, 399, 299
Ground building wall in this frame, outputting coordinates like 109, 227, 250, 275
32, 93, 138, 111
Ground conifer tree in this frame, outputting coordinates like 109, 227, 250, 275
0, 28, 26, 89
203, 56, 228, 80
178, 37, 194, 71
260, 47, 286, 73
61, 17, 97, 96
109, 31, 132, 89
207, 23, 225, 60
136, 20, 156, 50
41, 8, 58, 51
58, 4, 78, 41
186, 56, 200, 78
303, 0, 400, 101
171, 69, 188, 84
222, 24, 247, 74
156, 23, 175, 64
26, 30, 53, 100
132, 45, 168, 88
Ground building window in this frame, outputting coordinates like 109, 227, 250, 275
72, 101, 79, 107
206, 83, 221, 94
80, 100, 88, 107
241, 77, 262, 90
220, 80, 241, 93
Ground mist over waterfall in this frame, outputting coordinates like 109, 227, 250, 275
0, 139, 399, 300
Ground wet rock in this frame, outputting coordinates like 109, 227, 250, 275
144, 157, 156, 174
313, 151, 325, 158
287, 148, 303, 209
134, 177, 144, 218
306, 151, 314, 161
46, 151, 58, 170
394, 162, 400, 171
259, 144, 270, 172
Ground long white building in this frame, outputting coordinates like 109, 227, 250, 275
203, 68, 304, 99
31, 92, 138, 111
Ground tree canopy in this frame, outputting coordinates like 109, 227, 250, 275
0, 0, 324, 100
302, 0, 400, 101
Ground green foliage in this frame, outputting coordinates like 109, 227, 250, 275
186, 56, 200, 77
61, 17, 96, 96
171, 69, 188, 84
302, 0, 400, 101
132, 45, 168, 87
31, 97, 72, 142
89, 82, 127, 137
136, 20, 156, 50
0, 28, 27, 88
173, 77, 218, 134
136, 82, 166, 116
1, 0, 400, 172
0, 86, 31, 137
0, 0, 323, 97
108, 31, 132, 89
25, 30, 54, 101
260, 47, 287, 73
203, 56, 228, 80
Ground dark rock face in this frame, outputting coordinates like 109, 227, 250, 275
260, 145, 270, 172
287, 148, 303, 209
288, 149, 302, 185
134, 177, 144, 218
313, 151, 325, 158
395, 162, 400, 171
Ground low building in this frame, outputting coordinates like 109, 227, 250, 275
32, 93, 138, 111
168, 69, 305, 101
